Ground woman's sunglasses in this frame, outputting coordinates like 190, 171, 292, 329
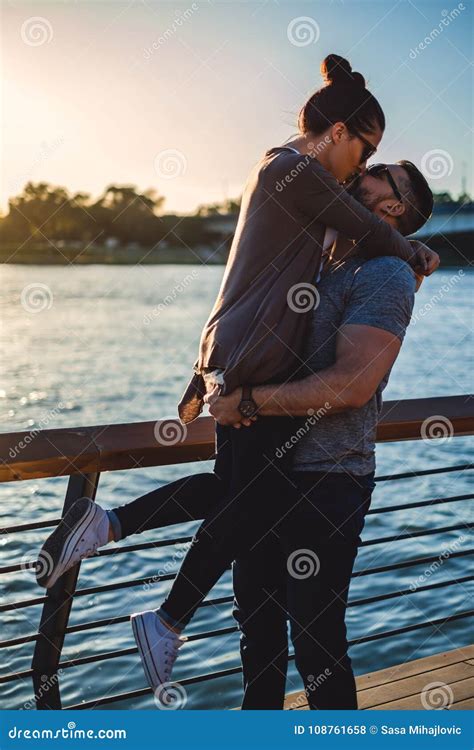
367, 163, 403, 202
352, 131, 377, 165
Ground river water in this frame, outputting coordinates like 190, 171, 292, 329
0, 263, 472, 710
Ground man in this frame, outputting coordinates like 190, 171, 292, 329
206, 161, 434, 709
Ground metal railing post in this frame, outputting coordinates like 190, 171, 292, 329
31, 471, 100, 709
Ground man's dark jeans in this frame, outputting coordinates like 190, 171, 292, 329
233, 470, 375, 709
112, 426, 375, 709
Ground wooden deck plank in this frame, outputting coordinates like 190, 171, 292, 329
358, 663, 474, 709
452, 697, 474, 709
369, 677, 474, 710
283, 645, 474, 711
356, 645, 474, 691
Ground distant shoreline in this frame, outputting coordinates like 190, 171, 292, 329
1, 232, 472, 267
0, 243, 227, 266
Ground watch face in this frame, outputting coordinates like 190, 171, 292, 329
240, 400, 256, 418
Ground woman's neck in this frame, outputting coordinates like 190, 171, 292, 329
285, 132, 332, 171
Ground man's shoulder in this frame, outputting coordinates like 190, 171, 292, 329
349, 255, 416, 294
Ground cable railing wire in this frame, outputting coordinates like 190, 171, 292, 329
1, 488, 471, 577
63, 609, 474, 710
1, 574, 471, 686
0, 400, 472, 709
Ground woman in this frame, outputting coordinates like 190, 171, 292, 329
36, 54, 439, 705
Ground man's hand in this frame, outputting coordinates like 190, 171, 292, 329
409, 241, 440, 276
204, 386, 256, 428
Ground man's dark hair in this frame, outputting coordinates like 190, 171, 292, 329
396, 160, 434, 236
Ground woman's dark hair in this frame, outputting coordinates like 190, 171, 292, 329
298, 54, 385, 137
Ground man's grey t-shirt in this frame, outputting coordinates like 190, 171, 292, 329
292, 256, 416, 475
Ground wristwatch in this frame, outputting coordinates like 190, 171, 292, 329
238, 385, 258, 418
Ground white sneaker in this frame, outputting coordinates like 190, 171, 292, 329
36, 497, 110, 589
131, 610, 187, 704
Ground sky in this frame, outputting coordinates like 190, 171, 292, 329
1, 0, 473, 215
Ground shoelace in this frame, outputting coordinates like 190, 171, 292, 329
163, 639, 181, 669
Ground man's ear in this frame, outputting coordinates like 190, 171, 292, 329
380, 200, 405, 218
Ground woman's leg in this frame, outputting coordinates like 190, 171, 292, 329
157, 416, 300, 631
35, 428, 231, 590
109, 418, 233, 540
110, 473, 224, 541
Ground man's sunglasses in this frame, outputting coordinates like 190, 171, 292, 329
352, 131, 377, 164
367, 163, 403, 202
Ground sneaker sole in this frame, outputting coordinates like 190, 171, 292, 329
131, 613, 164, 692
36, 497, 98, 589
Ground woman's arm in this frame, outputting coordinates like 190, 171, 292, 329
278, 153, 437, 271
332, 234, 438, 276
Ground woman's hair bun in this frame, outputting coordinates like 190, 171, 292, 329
320, 54, 366, 88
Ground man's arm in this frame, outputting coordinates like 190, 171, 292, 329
207, 323, 402, 424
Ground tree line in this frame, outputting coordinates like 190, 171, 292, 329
0, 182, 241, 248
0, 181, 469, 250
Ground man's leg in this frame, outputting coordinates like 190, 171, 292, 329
281, 471, 375, 710
158, 416, 300, 631
232, 531, 289, 709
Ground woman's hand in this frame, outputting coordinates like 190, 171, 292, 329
414, 272, 424, 292
409, 241, 440, 275
204, 386, 256, 428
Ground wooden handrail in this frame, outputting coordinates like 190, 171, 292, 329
0, 395, 472, 483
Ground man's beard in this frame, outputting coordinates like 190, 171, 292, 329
347, 176, 379, 212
